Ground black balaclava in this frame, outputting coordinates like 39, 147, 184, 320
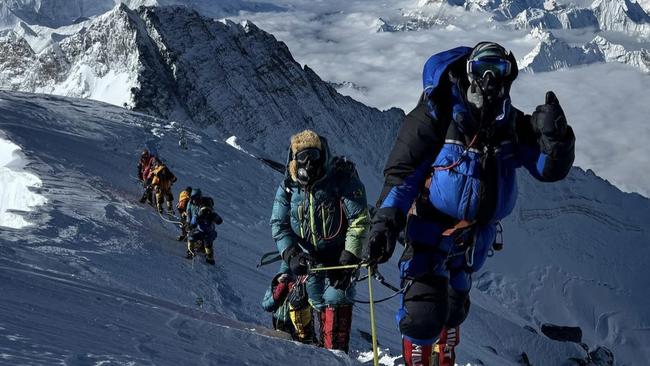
295, 148, 324, 187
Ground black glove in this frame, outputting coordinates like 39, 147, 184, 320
329, 250, 360, 290
367, 232, 390, 264
213, 213, 223, 225
365, 207, 404, 264
283, 246, 313, 276
532, 91, 568, 154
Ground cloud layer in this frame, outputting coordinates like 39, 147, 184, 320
233, 0, 650, 197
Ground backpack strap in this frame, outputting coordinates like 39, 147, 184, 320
331, 156, 358, 197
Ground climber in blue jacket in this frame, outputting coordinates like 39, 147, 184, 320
366, 42, 575, 366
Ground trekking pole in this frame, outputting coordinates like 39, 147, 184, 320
367, 265, 379, 366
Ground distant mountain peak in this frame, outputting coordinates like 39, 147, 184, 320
520, 28, 649, 72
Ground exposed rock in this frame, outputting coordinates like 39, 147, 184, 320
541, 323, 583, 343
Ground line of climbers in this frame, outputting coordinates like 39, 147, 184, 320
137, 150, 223, 265
260, 41, 575, 366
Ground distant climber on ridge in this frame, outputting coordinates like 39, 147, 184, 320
138, 149, 156, 205
150, 158, 177, 214
186, 189, 223, 265
176, 186, 192, 241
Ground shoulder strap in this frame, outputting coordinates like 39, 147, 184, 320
331, 156, 358, 199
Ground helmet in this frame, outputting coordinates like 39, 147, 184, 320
141, 149, 150, 158
466, 42, 512, 81
191, 189, 202, 199
464, 42, 517, 130
199, 206, 212, 217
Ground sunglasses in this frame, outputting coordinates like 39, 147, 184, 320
467, 57, 511, 80
294, 148, 321, 164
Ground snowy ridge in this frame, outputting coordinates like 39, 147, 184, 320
591, 0, 650, 35
519, 29, 602, 71
506, 0, 650, 38
0, 5, 142, 107
590, 35, 650, 72
130, 7, 402, 173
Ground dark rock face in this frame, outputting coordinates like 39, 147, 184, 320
134, 6, 404, 164
588, 346, 614, 366
541, 323, 583, 343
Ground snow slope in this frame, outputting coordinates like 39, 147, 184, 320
1, 90, 649, 365
0, 91, 354, 366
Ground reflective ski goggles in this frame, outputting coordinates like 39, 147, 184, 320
294, 148, 321, 164
467, 57, 511, 80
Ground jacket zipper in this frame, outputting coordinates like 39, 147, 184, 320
309, 191, 318, 247
321, 205, 328, 238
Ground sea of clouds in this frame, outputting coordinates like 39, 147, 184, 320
233, 0, 650, 197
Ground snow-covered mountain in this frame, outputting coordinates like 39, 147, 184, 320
591, 0, 650, 35
509, 0, 650, 35
0, 0, 283, 29
0, 5, 403, 191
519, 28, 650, 72
376, 0, 650, 74
1, 88, 650, 365
418, 0, 650, 36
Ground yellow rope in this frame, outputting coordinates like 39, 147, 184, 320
368, 266, 379, 366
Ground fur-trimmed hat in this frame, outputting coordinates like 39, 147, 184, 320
290, 130, 322, 155
288, 130, 323, 182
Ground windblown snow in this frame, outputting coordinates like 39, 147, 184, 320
0, 132, 46, 229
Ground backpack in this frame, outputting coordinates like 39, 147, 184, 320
332, 156, 359, 197
157, 165, 176, 182
332, 156, 357, 179
201, 196, 214, 209
198, 196, 216, 219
